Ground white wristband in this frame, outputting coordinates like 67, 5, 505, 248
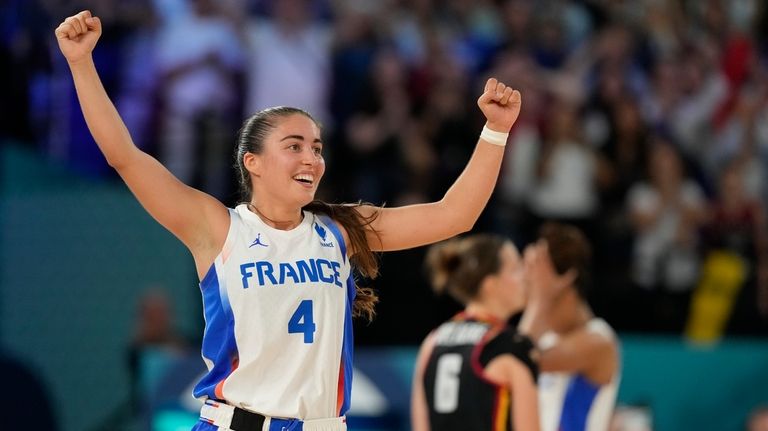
480, 125, 509, 146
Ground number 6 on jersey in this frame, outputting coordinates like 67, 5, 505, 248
434, 353, 462, 413
289, 300, 316, 343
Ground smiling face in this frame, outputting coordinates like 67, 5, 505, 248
243, 113, 325, 209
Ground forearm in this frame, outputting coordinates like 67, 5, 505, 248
69, 57, 139, 169
439, 138, 505, 231
518, 302, 551, 342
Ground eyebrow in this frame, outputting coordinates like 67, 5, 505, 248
280, 134, 323, 144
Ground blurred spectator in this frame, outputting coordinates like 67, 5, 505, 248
530, 3, 572, 70
493, 51, 546, 242
594, 96, 649, 212
114, 0, 158, 153
152, 0, 191, 24
127, 288, 189, 414
687, 161, 768, 340
709, 60, 768, 202
341, 48, 412, 203
383, 0, 437, 70
155, 0, 244, 201
243, 0, 332, 126
666, 40, 728, 162
626, 139, 707, 331
329, 1, 382, 129
48, 0, 144, 176
415, 61, 475, 204
528, 100, 599, 237
0, 0, 53, 143
643, 0, 685, 58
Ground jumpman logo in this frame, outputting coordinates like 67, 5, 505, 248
249, 233, 268, 248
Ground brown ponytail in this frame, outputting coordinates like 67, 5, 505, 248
425, 234, 507, 304
303, 200, 381, 321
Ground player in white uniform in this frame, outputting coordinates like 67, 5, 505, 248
55, 10, 522, 431
520, 223, 620, 431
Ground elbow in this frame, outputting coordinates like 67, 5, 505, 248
457, 217, 476, 234
106, 156, 128, 171
105, 157, 122, 169
438, 199, 480, 235
105, 147, 140, 170
449, 214, 477, 236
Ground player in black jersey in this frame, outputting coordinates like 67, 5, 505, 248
412, 234, 540, 431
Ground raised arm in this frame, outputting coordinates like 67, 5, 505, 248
518, 243, 617, 384
55, 11, 228, 277
357, 78, 521, 252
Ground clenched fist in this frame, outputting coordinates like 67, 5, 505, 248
477, 78, 522, 133
55, 10, 102, 65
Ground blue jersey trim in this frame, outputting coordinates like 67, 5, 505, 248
559, 374, 600, 431
339, 273, 356, 415
193, 264, 240, 399
317, 214, 355, 415
316, 215, 347, 263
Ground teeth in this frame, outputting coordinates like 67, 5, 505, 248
293, 174, 314, 183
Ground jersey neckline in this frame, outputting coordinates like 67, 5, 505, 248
234, 204, 314, 237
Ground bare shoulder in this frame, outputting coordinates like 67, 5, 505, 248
570, 324, 619, 383
568, 324, 618, 357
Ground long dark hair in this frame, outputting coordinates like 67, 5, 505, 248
235, 107, 381, 320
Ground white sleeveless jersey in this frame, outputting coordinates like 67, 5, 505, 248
193, 204, 355, 420
538, 318, 620, 431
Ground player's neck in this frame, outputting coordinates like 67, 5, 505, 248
248, 202, 304, 230
465, 302, 510, 323
551, 295, 593, 333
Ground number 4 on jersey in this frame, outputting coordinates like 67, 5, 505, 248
289, 300, 316, 343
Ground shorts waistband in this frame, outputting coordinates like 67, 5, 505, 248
200, 400, 347, 431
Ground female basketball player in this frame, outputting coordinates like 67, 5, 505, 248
520, 223, 620, 431
412, 235, 540, 431
55, 10, 521, 431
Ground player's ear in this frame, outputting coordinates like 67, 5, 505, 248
479, 274, 498, 297
558, 268, 578, 289
244, 152, 261, 176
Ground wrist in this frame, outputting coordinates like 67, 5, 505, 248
67, 56, 95, 70
480, 124, 509, 146
527, 297, 553, 312
484, 122, 509, 133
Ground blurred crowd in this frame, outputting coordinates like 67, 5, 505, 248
2, 0, 768, 337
